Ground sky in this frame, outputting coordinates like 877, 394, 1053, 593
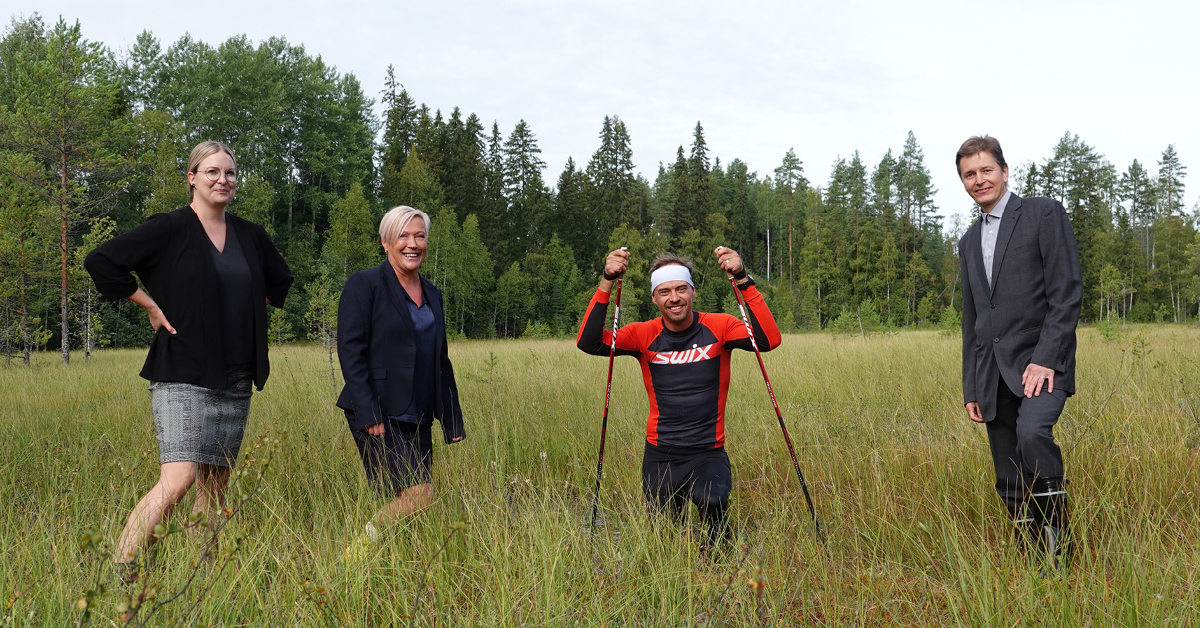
11, 0, 1200, 232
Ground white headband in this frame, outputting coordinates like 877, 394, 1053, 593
650, 265, 694, 292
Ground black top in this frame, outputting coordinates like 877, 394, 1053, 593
210, 220, 254, 366
335, 263, 464, 444
84, 206, 294, 390
392, 286, 435, 424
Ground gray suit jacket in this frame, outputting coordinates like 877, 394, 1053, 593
959, 193, 1082, 422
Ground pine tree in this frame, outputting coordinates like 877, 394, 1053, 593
1156, 144, 1187, 218
895, 131, 936, 254
773, 148, 807, 286
0, 17, 133, 363
1120, 159, 1155, 282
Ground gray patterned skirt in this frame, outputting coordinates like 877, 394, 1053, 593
150, 364, 254, 467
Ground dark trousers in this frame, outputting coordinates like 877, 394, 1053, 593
642, 443, 732, 545
985, 375, 1066, 517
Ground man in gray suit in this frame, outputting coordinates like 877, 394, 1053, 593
957, 136, 1082, 571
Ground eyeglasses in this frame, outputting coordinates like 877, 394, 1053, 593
197, 168, 237, 182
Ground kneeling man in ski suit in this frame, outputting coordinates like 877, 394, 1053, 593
576, 247, 781, 544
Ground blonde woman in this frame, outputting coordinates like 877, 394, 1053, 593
336, 205, 464, 557
85, 141, 293, 577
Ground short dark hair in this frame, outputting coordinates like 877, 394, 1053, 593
648, 252, 695, 277
956, 136, 1007, 175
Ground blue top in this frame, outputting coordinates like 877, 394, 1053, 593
390, 283, 436, 425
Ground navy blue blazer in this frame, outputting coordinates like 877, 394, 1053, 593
336, 262, 465, 443
959, 193, 1082, 422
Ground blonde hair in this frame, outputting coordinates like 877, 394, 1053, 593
379, 205, 432, 244
186, 141, 237, 199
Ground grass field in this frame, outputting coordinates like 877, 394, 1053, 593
3, 326, 1200, 626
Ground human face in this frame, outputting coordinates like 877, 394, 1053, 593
381, 220, 427, 275
187, 152, 237, 209
651, 277, 695, 331
958, 151, 1008, 212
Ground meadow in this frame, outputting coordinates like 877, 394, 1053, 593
2, 326, 1199, 626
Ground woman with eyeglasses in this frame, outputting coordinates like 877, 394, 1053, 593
85, 140, 293, 578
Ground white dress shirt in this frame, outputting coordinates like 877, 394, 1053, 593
981, 190, 1012, 287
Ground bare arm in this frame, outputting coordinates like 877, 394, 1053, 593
129, 288, 175, 335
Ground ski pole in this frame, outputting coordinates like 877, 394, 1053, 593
722, 248, 825, 544
591, 248, 626, 528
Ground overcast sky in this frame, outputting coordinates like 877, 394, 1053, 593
14, 0, 1200, 230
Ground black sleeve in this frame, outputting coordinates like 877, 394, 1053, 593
575, 289, 639, 357
83, 213, 173, 301
436, 330, 466, 444
960, 234, 978, 405
336, 273, 383, 431
252, 223, 294, 307
1031, 200, 1082, 370
723, 286, 782, 353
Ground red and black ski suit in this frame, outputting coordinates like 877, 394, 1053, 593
576, 284, 781, 542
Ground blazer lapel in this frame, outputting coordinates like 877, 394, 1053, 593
378, 263, 415, 335
964, 220, 989, 298
989, 194, 1022, 298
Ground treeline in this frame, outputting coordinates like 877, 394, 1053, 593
1, 16, 1196, 365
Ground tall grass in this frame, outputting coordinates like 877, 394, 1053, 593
2, 326, 1199, 625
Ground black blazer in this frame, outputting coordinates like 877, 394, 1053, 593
959, 193, 1082, 421
84, 207, 293, 390
336, 263, 465, 443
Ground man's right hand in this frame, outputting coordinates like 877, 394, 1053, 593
964, 402, 984, 423
365, 422, 385, 436
600, 249, 630, 290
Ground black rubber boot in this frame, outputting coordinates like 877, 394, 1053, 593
1030, 477, 1069, 576
1009, 501, 1039, 554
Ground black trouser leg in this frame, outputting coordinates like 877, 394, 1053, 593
642, 453, 687, 524
986, 376, 1066, 552
642, 445, 733, 545
689, 453, 732, 547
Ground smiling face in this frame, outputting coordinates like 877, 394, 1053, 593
187, 151, 237, 210
958, 151, 1009, 212
381, 218, 427, 275
651, 273, 695, 331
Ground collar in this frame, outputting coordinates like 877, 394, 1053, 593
983, 189, 1011, 223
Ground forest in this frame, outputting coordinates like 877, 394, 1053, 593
1, 15, 1195, 364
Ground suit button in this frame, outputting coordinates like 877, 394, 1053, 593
993, 337, 1000, 343
990, 303, 996, 308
